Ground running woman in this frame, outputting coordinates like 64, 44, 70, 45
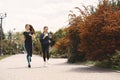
23, 24, 35, 68
40, 26, 50, 66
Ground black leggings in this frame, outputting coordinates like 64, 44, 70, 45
41, 44, 49, 62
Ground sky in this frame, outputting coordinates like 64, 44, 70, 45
0, 0, 99, 33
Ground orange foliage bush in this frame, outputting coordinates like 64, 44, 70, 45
79, 0, 120, 60
55, 37, 69, 51
55, 0, 120, 61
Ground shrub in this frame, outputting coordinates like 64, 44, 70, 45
79, 0, 120, 61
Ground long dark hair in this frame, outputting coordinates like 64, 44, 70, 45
25, 24, 36, 34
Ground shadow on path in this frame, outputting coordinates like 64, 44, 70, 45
8, 66, 43, 69
68, 66, 120, 73
53, 61, 120, 73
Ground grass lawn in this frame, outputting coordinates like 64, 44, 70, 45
0, 55, 11, 60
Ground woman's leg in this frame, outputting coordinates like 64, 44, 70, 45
42, 45, 46, 62
27, 55, 31, 65
43, 47, 47, 67
25, 44, 32, 68
46, 44, 49, 60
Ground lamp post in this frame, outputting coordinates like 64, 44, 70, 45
0, 13, 7, 55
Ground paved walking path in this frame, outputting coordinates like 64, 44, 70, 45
0, 54, 120, 80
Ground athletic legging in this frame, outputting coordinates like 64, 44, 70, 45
41, 43, 49, 62
23, 43, 32, 65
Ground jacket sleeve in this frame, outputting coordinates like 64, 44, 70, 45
39, 34, 44, 43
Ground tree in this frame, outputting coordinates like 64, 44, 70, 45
78, 0, 120, 61
55, 0, 120, 63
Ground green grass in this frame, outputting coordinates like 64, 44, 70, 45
75, 60, 120, 71
0, 55, 11, 60
111, 66, 120, 70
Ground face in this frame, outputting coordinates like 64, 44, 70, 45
25, 24, 30, 31
44, 27, 48, 32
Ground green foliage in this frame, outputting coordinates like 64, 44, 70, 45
33, 38, 42, 55
33, 31, 42, 55
50, 28, 67, 57
94, 50, 120, 70
1, 32, 23, 55
53, 28, 67, 41
49, 47, 58, 58
110, 50, 120, 69
2, 39, 18, 55
68, 54, 86, 63
1, 31, 42, 55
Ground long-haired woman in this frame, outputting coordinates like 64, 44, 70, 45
23, 24, 35, 68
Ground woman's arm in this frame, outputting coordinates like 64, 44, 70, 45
43, 34, 47, 39
40, 34, 45, 43
21, 35, 25, 43
32, 34, 36, 40
29, 32, 36, 39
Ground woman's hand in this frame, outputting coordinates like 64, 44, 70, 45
29, 33, 32, 36
43, 33, 48, 39
45, 33, 48, 36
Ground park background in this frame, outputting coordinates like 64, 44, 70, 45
0, 0, 120, 70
